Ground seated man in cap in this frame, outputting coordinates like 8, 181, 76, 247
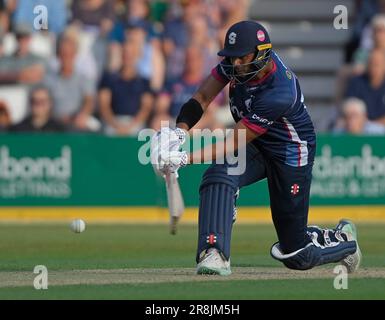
0, 25, 45, 85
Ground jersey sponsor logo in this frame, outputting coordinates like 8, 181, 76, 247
251, 114, 273, 126
229, 32, 237, 44
257, 30, 266, 42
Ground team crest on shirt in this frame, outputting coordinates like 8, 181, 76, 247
286, 70, 292, 80
291, 184, 300, 195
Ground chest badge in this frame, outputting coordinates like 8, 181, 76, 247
286, 70, 292, 80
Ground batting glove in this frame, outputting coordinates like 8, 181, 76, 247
150, 127, 187, 177
160, 150, 189, 177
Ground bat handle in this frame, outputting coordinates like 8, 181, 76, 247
170, 216, 179, 235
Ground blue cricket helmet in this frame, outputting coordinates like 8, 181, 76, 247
218, 21, 273, 84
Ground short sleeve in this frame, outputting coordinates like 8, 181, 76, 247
141, 78, 153, 95
81, 75, 96, 95
242, 101, 289, 135
211, 63, 230, 85
158, 80, 173, 97
108, 22, 125, 43
99, 72, 113, 90
104, 0, 115, 21
344, 76, 360, 99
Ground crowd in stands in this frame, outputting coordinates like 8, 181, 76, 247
335, 0, 385, 134
0, 0, 384, 136
0, 0, 248, 134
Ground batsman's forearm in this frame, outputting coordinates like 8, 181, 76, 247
188, 136, 236, 164
176, 122, 190, 132
188, 122, 258, 164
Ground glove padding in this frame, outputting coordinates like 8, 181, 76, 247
151, 127, 187, 177
159, 150, 188, 177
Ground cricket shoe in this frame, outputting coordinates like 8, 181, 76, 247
196, 248, 231, 276
335, 219, 362, 273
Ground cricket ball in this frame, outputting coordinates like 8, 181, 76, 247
70, 219, 86, 233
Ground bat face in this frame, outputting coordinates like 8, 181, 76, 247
165, 171, 185, 234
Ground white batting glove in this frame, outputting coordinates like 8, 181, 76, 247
160, 150, 189, 177
150, 127, 187, 177
160, 127, 186, 148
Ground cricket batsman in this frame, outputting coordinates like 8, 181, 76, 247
151, 21, 362, 275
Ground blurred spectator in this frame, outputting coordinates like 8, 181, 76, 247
357, 2, 385, 54
216, 0, 250, 48
0, 25, 45, 85
71, 1, 117, 85
149, 0, 169, 23
127, 0, 151, 26
162, 1, 200, 81
0, 0, 11, 35
44, 29, 99, 132
109, 0, 160, 45
48, 25, 98, 87
344, 0, 378, 63
71, 0, 115, 36
10, 86, 65, 132
99, 40, 153, 136
125, 22, 165, 91
345, 49, 385, 125
0, 100, 11, 131
12, 0, 67, 35
188, 15, 220, 72
335, 15, 385, 107
334, 98, 385, 134
152, 46, 222, 131
216, 0, 250, 27
108, 0, 165, 86
0, 0, 253, 136
127, 0, 163, 42
201, 0, 222, 30
0, 33, 4, 58
354, 14, 385, 71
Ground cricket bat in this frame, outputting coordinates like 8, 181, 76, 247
164, 170, 185, 235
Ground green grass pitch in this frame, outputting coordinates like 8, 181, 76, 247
0, 223, 384, 299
